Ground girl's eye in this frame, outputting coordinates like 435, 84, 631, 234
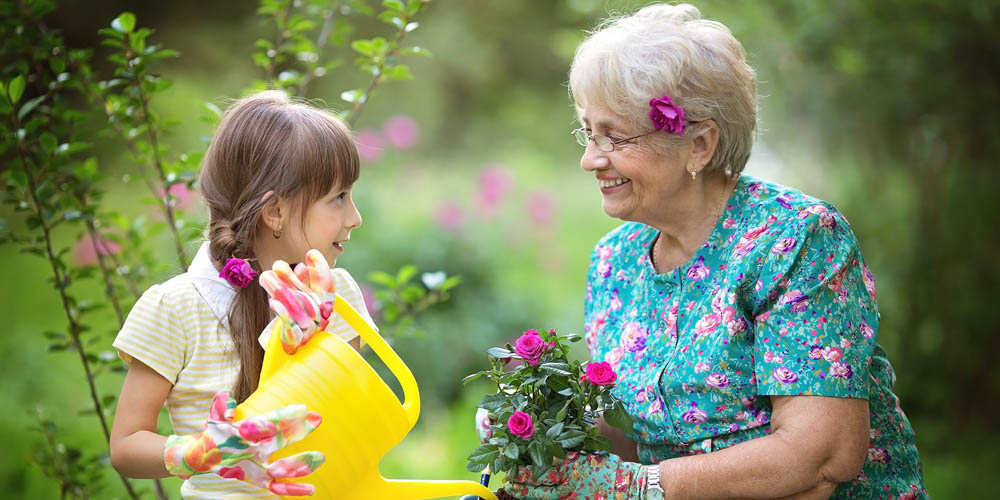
333, 192, 346, 205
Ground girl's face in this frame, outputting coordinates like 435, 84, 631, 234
281, 183, 362, 267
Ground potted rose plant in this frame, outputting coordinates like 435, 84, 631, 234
464, 329, 633, 494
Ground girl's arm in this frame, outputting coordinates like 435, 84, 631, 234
657, 395, 869, 499
109, 358, 172, 478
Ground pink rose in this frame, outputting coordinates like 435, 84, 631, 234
648, 95, 687, 135
514, 330, 548, 366
507, 411, 534, 439
219, 258, 257, 288
585, 361, 618, 386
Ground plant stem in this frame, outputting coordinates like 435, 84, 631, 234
13, 145, 141, 500
348, 5, 425, 127
296, 1, 340, 96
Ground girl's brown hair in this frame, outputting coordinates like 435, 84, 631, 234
199, 91, 359, 402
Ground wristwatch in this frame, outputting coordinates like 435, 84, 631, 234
645, 464, 665, 500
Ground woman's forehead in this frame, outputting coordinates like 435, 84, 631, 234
579, 103, 628, 129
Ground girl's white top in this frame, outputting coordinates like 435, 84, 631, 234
113, 242, 376, 499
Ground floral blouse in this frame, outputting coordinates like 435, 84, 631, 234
584, 175, 926, 499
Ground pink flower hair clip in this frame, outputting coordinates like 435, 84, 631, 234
649, 94, 687, 135
219, 256, 258, 288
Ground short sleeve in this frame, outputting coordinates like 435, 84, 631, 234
112, 284, 188, 384
328, 268, 377, 340
751, 208, 879, 399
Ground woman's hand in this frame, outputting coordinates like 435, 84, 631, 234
505, 451, 645, 500
163, 390, 325, 496
260, 249, 336, 354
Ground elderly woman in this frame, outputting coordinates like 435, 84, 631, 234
506, 4, 926, 500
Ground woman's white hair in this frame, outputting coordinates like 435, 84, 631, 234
570, 3, 757, 176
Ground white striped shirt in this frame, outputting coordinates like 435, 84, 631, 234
113, 242, 375, 499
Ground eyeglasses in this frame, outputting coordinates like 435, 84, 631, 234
571, 128, 658, 152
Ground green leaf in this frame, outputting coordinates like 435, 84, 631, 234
18, 95, 46, 121
502, 442, 519, 460
527, 439, 546, 467
396, 264, 417, 284
555, 428, 587, 448
467, 444, 499, 469
112, 12, 136, 33
39, 133, 57, 154
400, 46, 432, 57
546, 376, 573, 396
539, 362, 572, 376
462, 371, 486, 385
583, 435, 612, 453
8, 75, 25, 105
545, 421, 564, 439
487, 347, 514, 359
368, 270, 396, 287
383, 65, 413, 81
604, 399, 634, 432
383, 0, 405, 11
351, 39, 375, 57
478, 392, 507, 412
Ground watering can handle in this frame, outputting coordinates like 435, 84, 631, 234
258, 295, 422, 428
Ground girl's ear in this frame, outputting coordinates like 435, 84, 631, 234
259, 190, 285, 232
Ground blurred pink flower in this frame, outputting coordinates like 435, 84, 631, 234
383, 115, 420, 149
434, 201, 465, 232
73, 233, 122, 267
356, 129, 384, 163
525, 190, 554, 227
359, 283, 381, 321
158, 183, 198, 211
476, 165, 512, 217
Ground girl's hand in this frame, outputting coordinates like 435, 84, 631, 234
163, 390, 325, 496
260, 249, 336, 354
505, 452, 645, 500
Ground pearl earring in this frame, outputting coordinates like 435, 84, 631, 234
689, 170, 697, 179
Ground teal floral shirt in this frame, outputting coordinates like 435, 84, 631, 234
584, 176, 926, 499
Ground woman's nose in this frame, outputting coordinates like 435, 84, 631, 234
580, 143, 610, 172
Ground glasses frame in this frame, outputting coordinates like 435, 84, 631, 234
570, 127, 660, 152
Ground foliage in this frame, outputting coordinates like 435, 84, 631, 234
464, 329, 632, 482
0, 0, 445, 497
368, 264, 460, 338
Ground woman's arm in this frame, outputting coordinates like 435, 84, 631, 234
109, 358, 173, 478
597, 414, 640, 462
658, 395, 869, 499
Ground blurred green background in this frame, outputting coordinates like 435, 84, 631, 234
3, 0, 999, 498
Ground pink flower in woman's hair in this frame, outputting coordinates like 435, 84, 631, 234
585, 361, 618, 386
434, 201, 465, 231
73, 233, 121, 266
514, 330, 548, 366
355, 129, 384, 163
507, 411, 534, 439
525, 190, 554, 227
383, 115, 420, 149
648, 95, 687, 135
476, 165, 512, 217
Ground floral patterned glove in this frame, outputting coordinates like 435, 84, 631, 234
259, 249, 336, 354
163, 390, 325, 496
504, 451, 645, 500
475, 408, 494, 444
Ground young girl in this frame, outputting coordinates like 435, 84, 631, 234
109, 91, 378, 498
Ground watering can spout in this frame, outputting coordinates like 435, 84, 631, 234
359, 474, 499, 500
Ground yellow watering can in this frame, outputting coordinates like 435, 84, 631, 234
235, 295, 497, 500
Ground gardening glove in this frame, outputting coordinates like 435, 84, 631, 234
259, 249, 336, 354
475, 407, 494, 444
504, 451, 645, 500
163, 390, 325, 496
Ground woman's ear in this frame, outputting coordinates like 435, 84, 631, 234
259, 190, 285, 232
687, 119, 720, 174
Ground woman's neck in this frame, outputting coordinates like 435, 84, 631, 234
650, 173, 735, 272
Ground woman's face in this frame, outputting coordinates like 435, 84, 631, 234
280, 183, 362, 267
578, 103, 692, 224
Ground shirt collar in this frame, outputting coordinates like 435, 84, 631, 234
188, 241, 236, 328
